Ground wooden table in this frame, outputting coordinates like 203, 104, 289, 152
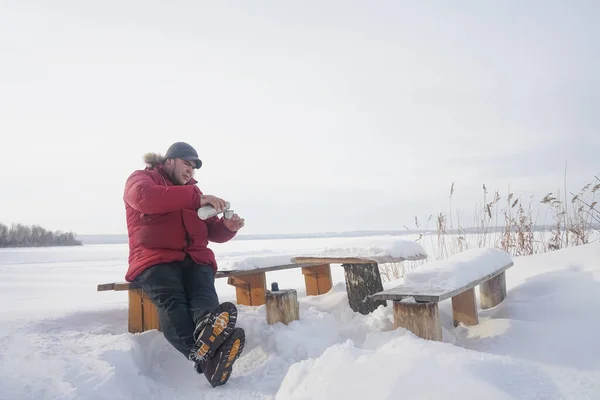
291, 255, 427, 315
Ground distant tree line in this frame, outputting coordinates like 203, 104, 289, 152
0, 223, 82, 248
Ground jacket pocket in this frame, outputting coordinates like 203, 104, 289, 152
181, 209, 208, 246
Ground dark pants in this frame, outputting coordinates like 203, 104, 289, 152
133, 257, 220, 359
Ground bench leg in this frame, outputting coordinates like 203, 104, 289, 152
393, 300, 442, 341
129, 289, 143, 333
227, 272, 266, 306
342, 263, 387, 315
451, 287, 479, 327
142, 290, 161, 332
302, 264, 332, 296
128, 289, 161, 333
480, 271, 507, 309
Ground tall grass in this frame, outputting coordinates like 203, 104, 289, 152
380, 174, 599, 282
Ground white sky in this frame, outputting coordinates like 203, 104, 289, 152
1, 1, 598, 235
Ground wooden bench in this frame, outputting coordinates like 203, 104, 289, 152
98, 242, 428, 333
291, 254, 427, 315
98, 262, 333, 333
370, 248, 514, 341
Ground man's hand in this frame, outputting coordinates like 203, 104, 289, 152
223, 213, 245, 232
200, 195, 228, 212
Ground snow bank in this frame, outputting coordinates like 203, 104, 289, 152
403, 247, 513, 293
277, 335, 559, 400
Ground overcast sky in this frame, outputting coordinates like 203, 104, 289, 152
1, 1, 598, 235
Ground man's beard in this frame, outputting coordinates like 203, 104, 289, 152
167, 170, 185, 185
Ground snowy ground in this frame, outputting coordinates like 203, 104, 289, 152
1, 236, 599, 399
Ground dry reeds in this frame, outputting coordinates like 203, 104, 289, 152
380, 174, 599, 282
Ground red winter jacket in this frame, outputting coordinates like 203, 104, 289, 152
123, 162, 236, 282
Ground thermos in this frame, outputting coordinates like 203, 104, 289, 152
197, 201, 233, 220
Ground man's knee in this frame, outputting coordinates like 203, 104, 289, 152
134, 263, 186, 306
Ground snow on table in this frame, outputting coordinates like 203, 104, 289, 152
217, 236, 427, 271
309, 236, 427, 262
218, 254, 296, 272
373, 248, 513, 302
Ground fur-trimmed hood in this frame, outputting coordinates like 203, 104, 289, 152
141, 152, 198, 185
143, 152, 166, 170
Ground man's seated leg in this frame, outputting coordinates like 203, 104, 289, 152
133, 262, 196, 358
182, 261, 220, 324
183, 261, 235, 359
183, 260, 245, 387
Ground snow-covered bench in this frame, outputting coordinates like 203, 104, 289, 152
97, 237, 427, 333
370, 248, 514, 341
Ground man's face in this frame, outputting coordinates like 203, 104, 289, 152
164, 158, 195, 185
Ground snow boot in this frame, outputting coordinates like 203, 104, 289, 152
201, 327, 245, 388
189, 302, 238, 364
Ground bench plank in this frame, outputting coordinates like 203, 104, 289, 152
291, 255, 424, 264
97, 282, 116, 291
114, 282, 136, 291
97, 263, 317, 292
217, 263, 312, 277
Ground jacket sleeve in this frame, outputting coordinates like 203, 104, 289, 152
124, 171, 201, 214
205, 216, 237, 243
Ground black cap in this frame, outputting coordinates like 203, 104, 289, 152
165, 142, 202, 169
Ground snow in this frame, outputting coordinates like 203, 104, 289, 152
312, 236, 427, 261
1, 236, 600, 399
279, 336, 555, 400
390, 247, 514, 297
217, 236, 427, 271
218, 253, 296, 272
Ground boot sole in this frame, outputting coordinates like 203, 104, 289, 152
191, 302, 238, 362
206, 328, 245, 388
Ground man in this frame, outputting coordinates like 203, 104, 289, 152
123, 141, 245, 388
